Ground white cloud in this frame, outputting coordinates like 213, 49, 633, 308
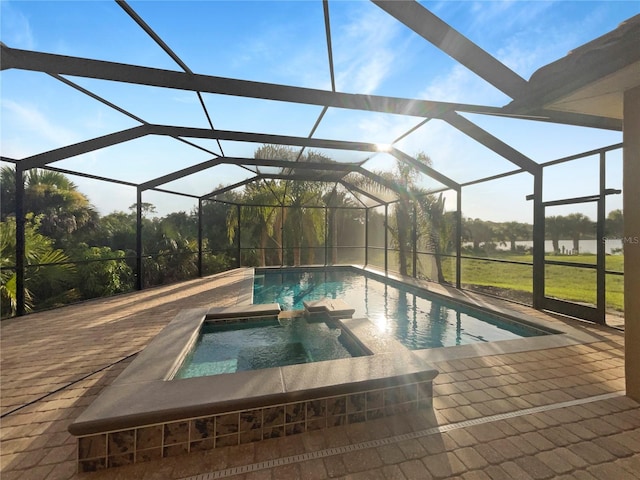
458, 1, 616, 80
0, 138, 35, 160
0, 2, 35, 50
467, 0, 556, 37
419, 62, 509, 105
333, 5, 405, 94
1, 99, 79, 155
356, 113, 417, 144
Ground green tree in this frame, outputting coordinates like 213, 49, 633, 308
324, 186, 361, 265
129, 202, 157, 218
1, 216, 76, 317
24, 169, 98, 248
564, 213, 594, 253
276, 147, 329, 266
199, 196, 238, 272
0, 166, 16, 221
605, 209, 623, 238
1, 166, 99, 247
464, 218, 494, 251
97, 211, 137, 253
70, 244, 134, 298
142, 214, 199, 286
228, 181, 282, 267
348, 152, 448, 279
348, 159, 415, 275
233, 145, 331, 267
499, 221, 530, 252
392, 161, 417, 276
201, 198, 237, 254
416, 192, 447, 282
545, 215, 566, 253
283, 178, 325, 266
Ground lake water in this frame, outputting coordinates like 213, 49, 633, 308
486, 239, 623, 255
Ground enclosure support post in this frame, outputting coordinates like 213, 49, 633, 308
135, 187, 143, 291
456, 187, 462, 289
412, 204, 417, 278
15, 165, 25, 316
198, 199, 203, 277
364, 208, 369, 266
624, 84, 640, 401
532, 170, 545, 309
324, 206, 328, 266
281, 205, 285, 267
236, 204, 241, 268
596, 153, 606, 324
384, 204, 389, 274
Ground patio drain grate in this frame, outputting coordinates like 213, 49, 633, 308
180, 391, 624, 480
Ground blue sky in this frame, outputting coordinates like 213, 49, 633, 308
1, 0, 637, 222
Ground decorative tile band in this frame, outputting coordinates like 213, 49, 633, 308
77, 380, 433, 472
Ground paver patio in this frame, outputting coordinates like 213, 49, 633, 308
1, 269, 638, 480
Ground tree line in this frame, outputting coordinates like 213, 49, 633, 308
462, 210, 623, 254
0, 147, 624, 317
0, 147, 448, 316
0, 166, 239, 317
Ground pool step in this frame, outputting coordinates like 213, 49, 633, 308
303, 299, 356, 319
206, 303, 281, 319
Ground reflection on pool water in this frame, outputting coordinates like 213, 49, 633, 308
175, 317, 364, 379
253, 269, 551, 350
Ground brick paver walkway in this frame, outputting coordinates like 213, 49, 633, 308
1, 269, 638, 479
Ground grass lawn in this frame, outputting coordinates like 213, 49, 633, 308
458, 253, 624, 312
369, 249, 624, 313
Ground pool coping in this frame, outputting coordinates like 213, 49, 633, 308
68, 304, 438, 437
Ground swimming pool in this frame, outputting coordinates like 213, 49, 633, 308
254, 269, 550, 350
175, 317, 365, 379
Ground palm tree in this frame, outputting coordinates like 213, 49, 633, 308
283, 179, 325, 266
605, 209, 623, 238
200, 191, 240, 271
27, 169, 98, 242
393, 162, 417, 276
500, 221, 531, 252
0, 166, 16, 221
0, 216, 76, 317
252, 145, 332, 266
323, 186, 360, 265
1, 167, 99, 248
347, 159, 415, 275
545, 215, 565, 253
156, 214, 200, 283
464, 218, 494, 251
348, 152, 449, 279
227, 181, 282, 266
564, 213, 594, 253
416, 192, 447, 283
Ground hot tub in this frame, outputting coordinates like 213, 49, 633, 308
175, 316, 367, 379
69, 302, 438, 472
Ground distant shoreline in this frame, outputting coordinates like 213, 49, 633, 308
463, 239, 623, 255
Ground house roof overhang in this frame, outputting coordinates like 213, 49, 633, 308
505, 14, 640, 121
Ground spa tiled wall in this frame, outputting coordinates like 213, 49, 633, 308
77, 380, 433, 472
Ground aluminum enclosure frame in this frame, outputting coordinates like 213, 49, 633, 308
1, 1, 631, 322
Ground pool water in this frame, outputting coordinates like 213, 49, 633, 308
253, 269, 550, 350
175, 317, 360, 379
